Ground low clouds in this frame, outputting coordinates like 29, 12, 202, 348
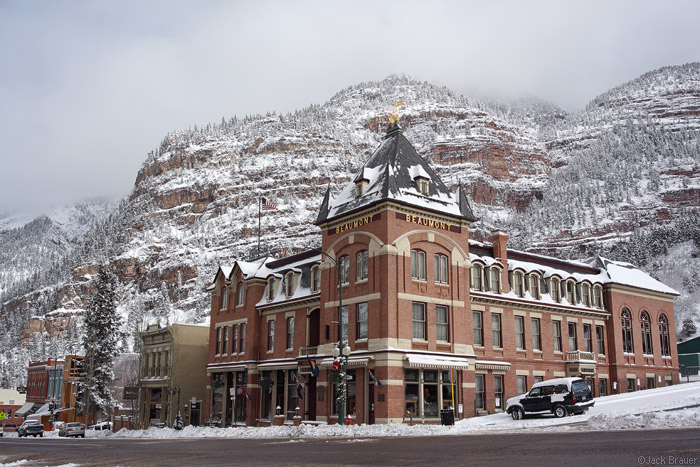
1, 0, 699, 214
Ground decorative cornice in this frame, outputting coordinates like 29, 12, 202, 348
258, 295, 321, 315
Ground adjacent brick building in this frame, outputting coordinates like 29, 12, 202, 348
205, 122, 679, 426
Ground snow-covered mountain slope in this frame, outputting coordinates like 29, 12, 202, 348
2, 64, 700, 388
0, 198, 118, 300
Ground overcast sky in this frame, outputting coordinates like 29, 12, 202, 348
1, 0, 699, 215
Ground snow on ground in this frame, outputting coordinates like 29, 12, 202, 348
5, 382, 698, 443
78, 382, 700, 440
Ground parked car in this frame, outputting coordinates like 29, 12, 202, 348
59, 422, 86, 438
87, 421, 111, 431
17, 420, 44, 437
506, 377, 595, 420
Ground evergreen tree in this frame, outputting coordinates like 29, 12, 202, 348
681, 318, 697, 339
76, 267, 122, 423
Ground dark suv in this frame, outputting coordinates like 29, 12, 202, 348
506, 377, 594, 420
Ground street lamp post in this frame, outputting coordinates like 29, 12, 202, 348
310, 247, 348, 426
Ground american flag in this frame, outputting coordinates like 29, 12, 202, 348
261, 197, 278, 211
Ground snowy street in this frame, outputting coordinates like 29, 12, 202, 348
2, 383, 699, 466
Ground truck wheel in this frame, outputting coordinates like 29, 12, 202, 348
511, 407, 525, 420
39, 433, 43, 437
553, 404, 568, 418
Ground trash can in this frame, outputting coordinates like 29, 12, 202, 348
440, 408, 454, 426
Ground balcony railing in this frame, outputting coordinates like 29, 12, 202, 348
566, 350, 596, 363
299, 346, 319, 357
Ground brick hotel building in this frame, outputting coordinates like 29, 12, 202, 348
205, 122, 679, 426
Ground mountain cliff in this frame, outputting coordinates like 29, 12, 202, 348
2, 64, 700, 388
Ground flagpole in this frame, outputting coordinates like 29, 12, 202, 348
258, 197, 261, 257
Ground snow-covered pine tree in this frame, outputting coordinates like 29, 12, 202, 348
76, 267, 122, 423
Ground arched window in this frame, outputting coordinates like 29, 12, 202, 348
236, 281, 244, 306
434, 254, 449, 284
411, 250, 426, 280
339, 255, 350, 285
528, 274, 539, 299
471, 264, 482, 291
641, 311, 653, 355
220, 285, 228, 310
311, 266, 321, 293
621, 309, 634, 354
659, 314, 671, 357
488, 267, 500, 293
285, 272, 295, 298
581, 283, 591, 307
267, 277, 276, 301
356, 250, 369, 282
550, 278, 561, 302
565, 281, 575, 304
512, 271, 524, 297
593, 285, 603, 308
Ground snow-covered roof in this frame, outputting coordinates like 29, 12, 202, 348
256, 252, 322, 307
469, 241, 678, 308
210, 251, 322, 306
316, 127, 476, 224
597, 257, 679, 296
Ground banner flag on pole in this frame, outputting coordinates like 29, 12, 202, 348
307, 355, 320, 377
366, 365, 382, 386
294, 374, 304, 399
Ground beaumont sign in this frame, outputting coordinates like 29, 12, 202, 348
332, 214, 379, 235
396, 212, 460, 233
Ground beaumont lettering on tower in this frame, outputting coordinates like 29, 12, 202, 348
332, 214, 379, 235
396, 212, 461, 233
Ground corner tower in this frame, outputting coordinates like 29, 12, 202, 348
314, 120, 477, 424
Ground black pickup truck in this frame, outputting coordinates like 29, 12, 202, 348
17, 421, 44, 437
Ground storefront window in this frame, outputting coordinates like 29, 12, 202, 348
403, 369, 455, 418
405, 369, 420, 416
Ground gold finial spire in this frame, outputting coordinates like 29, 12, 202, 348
388, 100, 406, 125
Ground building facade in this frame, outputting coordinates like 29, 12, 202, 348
205, 123, 679, 425
138, 323, 209, 428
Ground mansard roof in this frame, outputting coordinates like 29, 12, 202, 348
315, 126, 477, 225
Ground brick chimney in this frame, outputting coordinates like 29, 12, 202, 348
491, 230, 509, 293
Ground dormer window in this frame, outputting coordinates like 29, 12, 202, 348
416, 178, 429, 195
220, 285, 228, 310
581, 283, 590, 307
528, 274, 540, 299
487, 267, 500, 293
311, 266, 321, 293
511, 271, 524, 297
354, 169, 370, 198
284, 272, 295, 298
267, 277, 276, 301
236, 281, 244, 306
471, 264, 483, 291
563, 280, 574, 304
550, 277, 561, 302
410, 165, 430, 195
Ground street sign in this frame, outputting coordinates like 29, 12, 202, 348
0, 411, 5, 421
191, 397, 197, 405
